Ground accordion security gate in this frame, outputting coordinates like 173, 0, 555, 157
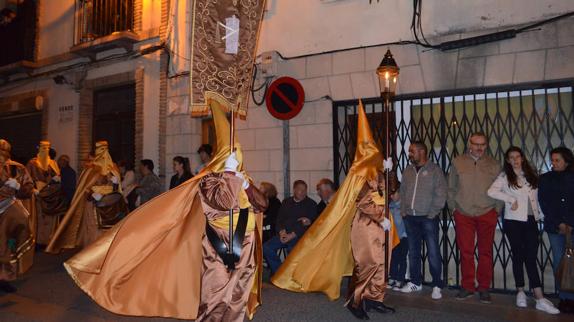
332, 80, 574, 294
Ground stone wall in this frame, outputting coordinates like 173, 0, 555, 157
166, 17, 574, 202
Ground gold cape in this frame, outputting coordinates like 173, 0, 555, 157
63, 101, 264, 320
271, 100, 400, 300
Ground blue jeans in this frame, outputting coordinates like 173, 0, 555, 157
547, 231, 574, 300
263, 235, 298, 274
389, 237, 409, 282
404, 215, 443, 288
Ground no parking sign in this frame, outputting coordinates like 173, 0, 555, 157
265, 77, 305, 120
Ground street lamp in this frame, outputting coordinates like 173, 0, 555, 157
376, 49, 399, 101
376, 49, 399, 280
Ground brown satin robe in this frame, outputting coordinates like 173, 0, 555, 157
46, 168, 113, 253
27, 159, 60, 245
347, 183, 388, 308
0, 161, 34, 281
196, 172, 267, 322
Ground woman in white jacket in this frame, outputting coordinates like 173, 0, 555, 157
487, 146, 558, 314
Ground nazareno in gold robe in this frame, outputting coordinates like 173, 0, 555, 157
63, 100, 267, 320
271, 100, 400, 302
27, 156, 61, 245
0, 160, 35, 281
46, 142, 119, 254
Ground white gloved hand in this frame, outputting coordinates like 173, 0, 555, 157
111, 176, 120, 185
91, 192, 103, 201
224, 152, 240, 172
234, 171, 250, 189
380, 217, 391, 231
383, 157, 393, 171
51, 175, 61, 183
4, 178, 20, 191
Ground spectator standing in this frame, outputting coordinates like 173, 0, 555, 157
399, 142, 447, 300
169, 156, 192, 189
488, 146, 559, 314
538, 147, 574, 313
448, 132, 501, 303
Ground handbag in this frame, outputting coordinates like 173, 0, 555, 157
556, 226, 574, 293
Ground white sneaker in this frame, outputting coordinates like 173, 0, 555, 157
516, 291, 527, 308
535, 298, 560, 315
386, 279, 396, 289
431, 287, 442, 300
400, 282, 422, 293
392, 282, 404, 291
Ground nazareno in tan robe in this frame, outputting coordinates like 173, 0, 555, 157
27, 156, 61, 245
347, 173, 392, 308
0, 160, 35, 281
196, 171, 267, 322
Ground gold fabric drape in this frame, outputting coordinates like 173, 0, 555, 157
45, 142, 118, 253
189, 0, 267, 118
63, 101, 264, 320
0, 160, 35, 281
272, 100, 400, 300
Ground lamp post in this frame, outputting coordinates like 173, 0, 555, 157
376, 49, 399, 279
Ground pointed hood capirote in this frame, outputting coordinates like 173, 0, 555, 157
271, 100, 399, 300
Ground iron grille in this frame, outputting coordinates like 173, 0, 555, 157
333, 80, 574, 294
75, 0, 134, 44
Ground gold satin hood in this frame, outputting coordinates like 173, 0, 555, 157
271, 100, 400, 300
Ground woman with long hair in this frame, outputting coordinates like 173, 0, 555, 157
169, 156, 192, 189
539, 147, 574, 313
488, 146, 559, 314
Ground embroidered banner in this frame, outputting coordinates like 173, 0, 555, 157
189, 0, 266, 118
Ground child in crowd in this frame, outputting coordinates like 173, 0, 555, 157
387, 185, 408, 290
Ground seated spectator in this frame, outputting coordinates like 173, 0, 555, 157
57, 154, 76, 205
118, 160, 137, 211
260, 182, 282, 243
194, 144, 213, 175
135, 159, 162, 206
263, 180, 317, 275
316, 178, 336, 215
387, 184, 409, 291
170, 156, 193, 189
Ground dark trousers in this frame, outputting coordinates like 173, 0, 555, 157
404, 215, 443, 288
263, 235, 298, 274
389, 237, 409, 282
503, 216, 542, 290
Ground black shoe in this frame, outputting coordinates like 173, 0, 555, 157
455, 288, 474, 300
365, 299, 396, 314
346, 302, 370, 320
0, 280, 17, 293
479, 291, 492, 304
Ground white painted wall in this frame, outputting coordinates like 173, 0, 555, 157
259, 0, 574, 57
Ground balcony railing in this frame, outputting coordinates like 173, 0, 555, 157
75, 0, 134, 45
0, 0, 38, 67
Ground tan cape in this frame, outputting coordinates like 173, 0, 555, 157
63, 101, 264, 320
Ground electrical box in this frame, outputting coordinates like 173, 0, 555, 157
258, 51, 278, 78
